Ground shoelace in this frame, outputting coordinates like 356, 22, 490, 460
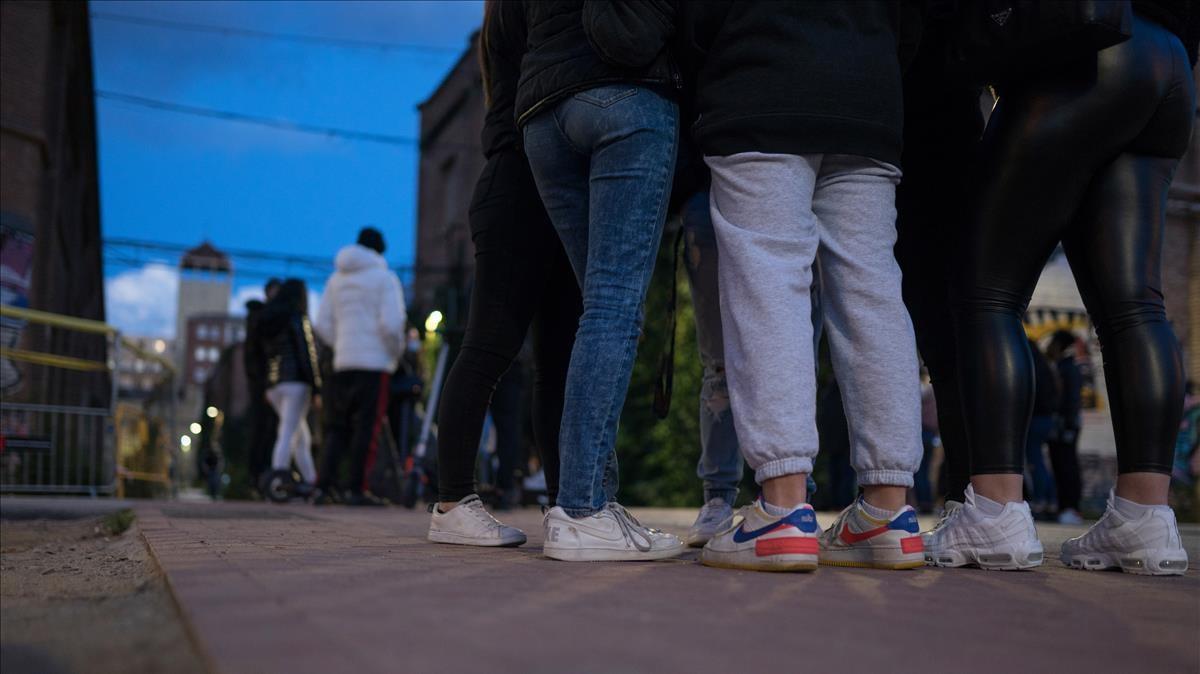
608, 503, 655, 552
929, 503, 963, 536
463, 499, 503, 531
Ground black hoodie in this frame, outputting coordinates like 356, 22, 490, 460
690, 1, 907, 166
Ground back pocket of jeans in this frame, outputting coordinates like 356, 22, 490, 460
573, 87, 638, 108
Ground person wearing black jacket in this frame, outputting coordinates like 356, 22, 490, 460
427, 0, 582, 549
927, 1, 1197, 575
243, 278, 281, 494
1047, 330, 1085, 525
259, 279, 321, 499
520, 0, 686, 561
1027, 338, 1059, 518
691, 1, 926, 573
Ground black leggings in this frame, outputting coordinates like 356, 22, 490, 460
896, 23, 984, 502
955, 14, 1196, 477
436, 149, 582, 504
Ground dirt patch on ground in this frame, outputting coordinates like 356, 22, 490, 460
1, 515, 208, 674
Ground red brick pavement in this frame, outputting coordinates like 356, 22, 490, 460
135, 501, 1200, 674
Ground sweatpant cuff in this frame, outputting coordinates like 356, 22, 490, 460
856, 469, 915, 488
561, 506, 602, 518
754, 457, 814, 484
703, 488, 739, 504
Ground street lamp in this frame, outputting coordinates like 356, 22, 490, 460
425, 310, 443, 333
180, 435, 192, 452
190, 422, 202, 434
206, 406, 219, 418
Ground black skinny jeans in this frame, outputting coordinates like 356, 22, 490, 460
955, 14, 1196, 477
895, 24, 984, 502
436, 149, 582, 504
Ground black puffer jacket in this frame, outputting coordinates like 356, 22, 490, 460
515, 0, 680, 127
261, 303, 321, 389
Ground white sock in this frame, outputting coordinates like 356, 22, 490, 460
761, 498, 802, 517
859, 498, 897, 521
973, 491, 1007, 517
1113, 494, 1168, 519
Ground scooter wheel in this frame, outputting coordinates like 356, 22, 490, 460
259, 470, 294, 503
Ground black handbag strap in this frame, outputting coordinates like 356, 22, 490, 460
653, 228, 684, 420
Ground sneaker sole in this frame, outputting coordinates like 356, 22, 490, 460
699, 548, 818, 572
427, 530, 526, 547
928, 545, 1044, 571
542, 543, 685, 562
1061, 549, 1188, 576
820, 536, 926, 570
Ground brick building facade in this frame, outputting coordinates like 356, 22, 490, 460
412, 32, 484, 326
0, 0, 106, 407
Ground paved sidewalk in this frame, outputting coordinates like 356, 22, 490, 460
133, 501, 1199, 674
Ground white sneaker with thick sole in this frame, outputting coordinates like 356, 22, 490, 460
542, 503, 684, 562
428, 495, 526, 547
921, 499, 963, 562
1061, 493, 1188, 576
686, 498, 735, 548
924, 485, 1044, 570
818, 499, 926, 570
700, 501, 819, 572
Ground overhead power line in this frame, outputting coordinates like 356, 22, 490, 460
89, 11, 464, 55
96, 90, 420, 147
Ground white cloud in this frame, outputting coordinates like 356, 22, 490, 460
228, 285, 265, 316
105, 263, 179, 337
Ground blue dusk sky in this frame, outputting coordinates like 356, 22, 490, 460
93, 0, 482, 337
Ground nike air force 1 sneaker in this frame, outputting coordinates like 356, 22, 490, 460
687, 498, 735, 548
699, 500, 819, 572
1061, 493, 1188, 576
428, 494, 527, 547
924, 485, 1044, 570
542, 503, 684, 562
818, 499, 925, 569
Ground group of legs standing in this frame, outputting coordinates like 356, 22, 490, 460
428, 1, 1196, 577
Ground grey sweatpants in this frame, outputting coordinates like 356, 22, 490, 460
706, 152, 922, 487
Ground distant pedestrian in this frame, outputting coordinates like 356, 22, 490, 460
243, 278, 281, 496
1047, 330, 1084, 526
314, 227, 407, 506
1027, 338, 1059, 519
259, 279, 321, 499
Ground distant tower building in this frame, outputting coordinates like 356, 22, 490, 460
175, 242, 232, 375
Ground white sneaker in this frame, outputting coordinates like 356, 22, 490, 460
818, 499, 926, 570
542, 503, 684, 562
1061, 493, 1188, 576
686, 498, 735, 548
921, 499, 964, 560
1057, 508, 1084, 525
428, 495, 526, 547
924, 485, 1044, 570
699, 500, 819, 572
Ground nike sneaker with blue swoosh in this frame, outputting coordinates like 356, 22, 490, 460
818, 499, 926, 569
699, 500, 819, 571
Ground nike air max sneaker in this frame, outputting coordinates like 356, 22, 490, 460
1061, 493, 1188, 576
921, 499, 963, 560
687, 498, 735, 548
699, 500, 819, 572
428, 494, 527, 547
818, 499, 925, 569
924, 485, 1044, 570
542, 502, 685, 562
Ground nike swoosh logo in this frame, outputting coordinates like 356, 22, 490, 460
732, 520, 788, 543
839, 524, 889, 544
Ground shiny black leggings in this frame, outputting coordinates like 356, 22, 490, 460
436, 149, 582, 504
955, 14, 1196, 477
